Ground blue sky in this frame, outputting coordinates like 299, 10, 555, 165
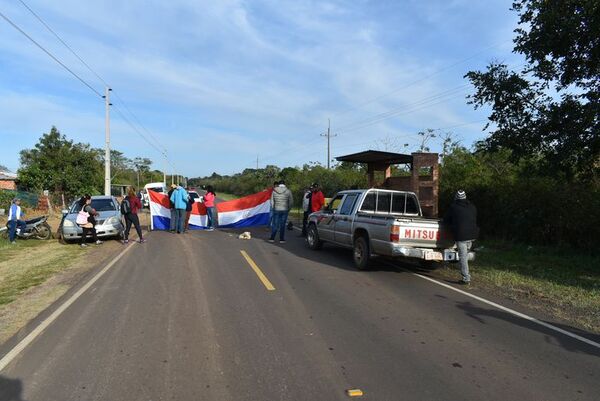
0, 0, 522, 178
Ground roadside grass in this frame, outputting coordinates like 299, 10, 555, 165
438, 240, 600, 333
216, 192, 237, 201
0, 238, 86, 305
289, 207, 303, 223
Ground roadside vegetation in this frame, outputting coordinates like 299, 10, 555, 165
0, 237, 89, 343
215, 192, 238, 201
0, 238, 85, 305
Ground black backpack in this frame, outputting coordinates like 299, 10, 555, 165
121, 198, 131, 214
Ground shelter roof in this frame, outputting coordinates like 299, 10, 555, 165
335, 150, 413, 165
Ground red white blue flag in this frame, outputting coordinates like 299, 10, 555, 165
148, 189, 271, 230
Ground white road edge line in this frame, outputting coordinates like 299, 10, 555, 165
0, 242, 137, 372
384, 261, 600, 350
291, 224, 599, 350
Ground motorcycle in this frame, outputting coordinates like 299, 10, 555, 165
0, 216, 53, 240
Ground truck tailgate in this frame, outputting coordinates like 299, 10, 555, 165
395, 218, 454, 249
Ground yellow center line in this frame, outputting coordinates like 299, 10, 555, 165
240, 250, 276, 291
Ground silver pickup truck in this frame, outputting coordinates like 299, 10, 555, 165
306, 188, 474, 270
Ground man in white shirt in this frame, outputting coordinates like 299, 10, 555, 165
7, 198, 26, 244
300, 187, 311, 236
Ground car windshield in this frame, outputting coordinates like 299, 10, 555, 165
70, 199, 116, 213
189, 192, 199, 200
147, 187, 164, 193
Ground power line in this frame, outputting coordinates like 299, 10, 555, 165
0, 9, 103, 97
111, 105, 168, 157
13, 1, 170, 162
335, 89, 470, 135
111, 91, 168, 154
16, 0, 110, 87
331, 61, 527, 136
335, 84, 470, 133
332, 40, 511, 118
256, 86, 474, 167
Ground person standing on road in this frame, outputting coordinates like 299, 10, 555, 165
77, 195, 102, 247
167, 184, 177, 232
122, 187, 145, 244
203, 185, 216, 231
443, 190, 479, 285
269, 180, 293, 243
7, 198, 26, 244
184, 188, 194, 232
300, 187, 311, 236
268, 181, 278, 229
170, 184, 188, 234
309, 183, 324, 212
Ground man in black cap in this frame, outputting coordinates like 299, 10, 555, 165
444, 190, 478, 285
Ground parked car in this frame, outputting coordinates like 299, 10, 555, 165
141, 182, 167, 207
60, 195, 124, 242
306, 188, 475, 270
188, 190, 202, 203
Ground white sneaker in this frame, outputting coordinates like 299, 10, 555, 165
80, 243, 87, 247
95, 240, 103, 245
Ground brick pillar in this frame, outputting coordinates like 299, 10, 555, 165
37, 195, 49, 212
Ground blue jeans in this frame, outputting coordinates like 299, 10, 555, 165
457, 240, 472, 282
8, 220, 26, 242
174, 209, 186, 233
205, 207, 217, 228
169, 209, 177, 231
270, 210, 289, 241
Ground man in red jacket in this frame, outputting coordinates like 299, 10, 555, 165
309, 183, 325, 212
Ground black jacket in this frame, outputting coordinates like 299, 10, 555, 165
167, 188, 175, 209
443, 199, 479, 241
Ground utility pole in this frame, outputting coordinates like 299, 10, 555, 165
320, 119, 337, 169
256, 155, 259, 170
103, 87, 112, 195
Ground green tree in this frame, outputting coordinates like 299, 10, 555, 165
465, 0, 600, 180
18, 127, 103, 197
133, 157, 153, 186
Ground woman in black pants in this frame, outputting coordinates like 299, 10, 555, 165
77, 195, 102, 247
123, 186, 145, 244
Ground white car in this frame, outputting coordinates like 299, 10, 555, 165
188, 190, 203, 203
142, 182, 167, 207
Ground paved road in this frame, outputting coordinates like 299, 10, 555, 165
1, 227, 598, 401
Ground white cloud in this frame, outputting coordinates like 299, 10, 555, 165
0, 0, 516, 176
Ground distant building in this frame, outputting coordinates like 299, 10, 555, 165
0, 171, 17, 190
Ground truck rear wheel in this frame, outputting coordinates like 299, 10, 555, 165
306, 224, 323, 250
353, 236, 370, 270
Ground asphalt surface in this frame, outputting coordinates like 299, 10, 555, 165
0, 226, 598, 401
